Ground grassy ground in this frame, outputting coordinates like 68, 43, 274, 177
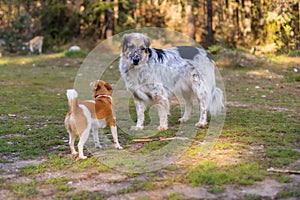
0, 50, 299, 199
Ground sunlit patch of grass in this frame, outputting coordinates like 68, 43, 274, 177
0, 53, 64, 65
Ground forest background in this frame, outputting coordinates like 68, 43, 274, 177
0, 0, 299, 55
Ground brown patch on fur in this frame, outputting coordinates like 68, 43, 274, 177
90, 80, 116, 126
65, 99, 88, 137
80, 101, 96, 118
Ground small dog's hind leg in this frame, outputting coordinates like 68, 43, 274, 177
77, 128, 90, 159
68, 130, 78, 155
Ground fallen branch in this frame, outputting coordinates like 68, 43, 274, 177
267, 167, 300, 175
132, 137, 189, 143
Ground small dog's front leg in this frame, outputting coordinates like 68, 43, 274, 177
110, 125, 123, 149
131, 99, 146, 131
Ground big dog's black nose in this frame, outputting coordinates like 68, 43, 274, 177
133, 56, 139, 65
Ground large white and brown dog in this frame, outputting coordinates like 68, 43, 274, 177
119, 33, 224, 131
65, 80, 122, 159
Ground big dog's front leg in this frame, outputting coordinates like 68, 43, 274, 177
131, 98, 146, 131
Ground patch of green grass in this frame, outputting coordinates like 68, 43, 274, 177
70, 157, 112, 173
186, 161, 266, 186
244, 194, 262, 200
167, 192, 185, 200
44, 176, 70, 185
275, 175, 292, 183
277, 190, 300, 198
67, 191, 106, 200
266, 148, 300, 167
2, 181, 38, 198
20, 155, 73, 175
64, 49, 87, 57
0, 55, 78, 161
118, 181, 155, 194
56, 185, 74, 192
208, 185, 225, 194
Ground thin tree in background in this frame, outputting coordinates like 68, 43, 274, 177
105, 0, 113, 39
207, 0, 214, 45
186, 0, 195, 39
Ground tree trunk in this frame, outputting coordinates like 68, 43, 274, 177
207, 0, 214, 45
244, 0, 251, 41
186, 0, 195, 39
105, 0, 113, 41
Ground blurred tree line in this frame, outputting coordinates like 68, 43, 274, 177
0, 0, 299, 54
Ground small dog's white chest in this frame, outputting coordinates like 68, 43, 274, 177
95, 119, 107, 128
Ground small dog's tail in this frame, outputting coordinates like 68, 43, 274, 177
209, 86, 224, 116
66, 89, 79, 113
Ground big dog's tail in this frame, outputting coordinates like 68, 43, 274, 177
66, 89, 79, 113
209, 86, 225, 116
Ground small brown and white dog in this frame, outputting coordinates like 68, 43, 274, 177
65, 80, 122, 159
28, 36, 44, 54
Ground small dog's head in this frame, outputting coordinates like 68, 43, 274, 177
121, 33, 151, 66
90, 80, 112, 96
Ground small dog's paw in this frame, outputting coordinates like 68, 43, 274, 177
130, 125, 144, 131
195, 122, 207, 128
158, 125, 168, 131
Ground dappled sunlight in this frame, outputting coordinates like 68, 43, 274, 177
176, 138, 247, 169
247, 69, 283, 79
0, 53, 64, 65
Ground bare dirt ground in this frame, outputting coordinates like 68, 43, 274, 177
1, 148, 299, 199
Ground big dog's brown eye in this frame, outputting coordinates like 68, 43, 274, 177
140, 47, 146, 51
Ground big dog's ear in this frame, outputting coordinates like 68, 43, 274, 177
104, 82, 112, 91
143, 35, 151, 48
90, 80, 99, 91
121, 34, 130, 52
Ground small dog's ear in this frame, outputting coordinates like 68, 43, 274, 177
90, 80, 98, 91
121, 34, 130, 52
104, 82, 113, 91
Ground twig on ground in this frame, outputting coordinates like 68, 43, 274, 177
267, 167, 300, 175
132, 137, 189, 143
